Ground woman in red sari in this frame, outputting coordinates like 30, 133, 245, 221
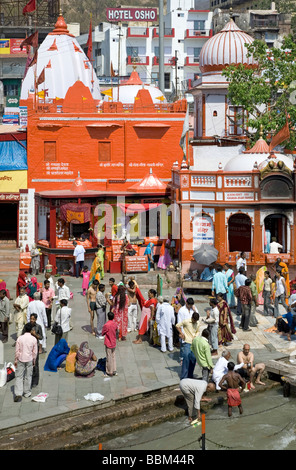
16, 271, 27, 297
133, 289, 158, 344
112, 285, 129, 341
217, 292, 236, 346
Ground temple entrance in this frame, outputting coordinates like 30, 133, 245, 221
264, 214, 288, 253
0, 203, 18, 241
228, 213, 252, 252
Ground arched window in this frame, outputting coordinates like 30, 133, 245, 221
228, 213, 251, 252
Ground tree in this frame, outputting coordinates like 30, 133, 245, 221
222, 35, 296, 150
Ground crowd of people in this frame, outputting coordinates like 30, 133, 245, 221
1, 247, 296, 417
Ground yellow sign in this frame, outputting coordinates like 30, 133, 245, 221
0, 39, 10, 54
0, 170, 27, 192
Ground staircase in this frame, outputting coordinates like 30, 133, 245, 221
0, 240, 20, 274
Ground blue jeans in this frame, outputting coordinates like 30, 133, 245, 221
180, 343, 196, 380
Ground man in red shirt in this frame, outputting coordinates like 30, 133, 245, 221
235, 279, 252, 332
101, 311, 118, 377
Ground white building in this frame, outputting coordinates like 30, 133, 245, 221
77, 0, 213, 99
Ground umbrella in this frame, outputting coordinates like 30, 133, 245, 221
193, 244, 218, 266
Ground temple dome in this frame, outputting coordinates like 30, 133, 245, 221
224, 137, 294, 172
20, 13, 101, 102
111, 69, 166, 104
199, 19, 257, 74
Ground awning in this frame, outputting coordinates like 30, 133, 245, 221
60, 202, 91, 224
118, 203, 163, 215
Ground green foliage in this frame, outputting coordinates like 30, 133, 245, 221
223, 36, 296, 149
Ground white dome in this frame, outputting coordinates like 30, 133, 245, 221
20, 15, 101, 101
199, 19, 256, 74
108, 69, 166, 104
224, 152, 294, 172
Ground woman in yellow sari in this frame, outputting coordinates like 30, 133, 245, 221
255, 266, 267, 305
89, 254, 101, 287
96, 244, 105, 280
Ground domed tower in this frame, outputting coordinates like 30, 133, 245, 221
20, 12, 101, 104
190, 18, 256, 141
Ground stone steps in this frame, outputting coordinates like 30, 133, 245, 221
0, 246, 20, 274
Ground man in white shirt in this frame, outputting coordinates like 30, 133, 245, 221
155, 297, 175, 353
27, 292, 48, 352
235, 267, 247, 315
274, 271, 289, 318
269, 238, 283, 254
209, 350, 244, 391
236, 252, 247, 273
73, 241, 85, 278
56, 278, 71, 302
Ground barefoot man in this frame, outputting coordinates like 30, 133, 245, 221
86, 279, 99, 336
179, 378, 212, 424
236, 344, 266, 389
219, 362, 245, 417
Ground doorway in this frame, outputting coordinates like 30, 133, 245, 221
228, 213, 252, 252
264, 214, 288, 253
0, 203, 18, 241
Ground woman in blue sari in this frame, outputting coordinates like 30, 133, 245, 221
44, 339, 70, 372
144, 242, 154, 271
223, 263, 236, 308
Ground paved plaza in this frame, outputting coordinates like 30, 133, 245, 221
0, 270, 294, 433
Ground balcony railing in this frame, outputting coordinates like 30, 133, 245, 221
184, 56, 200, 66
252, 19, 279, 29
126, 55, 149, 65
127, 27, 149, 37
152, 55, 175, 66
185, 29, 213, 39
152, 27, 175, 38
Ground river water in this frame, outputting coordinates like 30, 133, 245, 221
93, 388, 296, 451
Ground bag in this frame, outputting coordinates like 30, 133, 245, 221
128, 249, 136, 256
6, 362, 15, 382
96, 357, 106, 372
51, 322, 63, 336
0, 363, 7, 387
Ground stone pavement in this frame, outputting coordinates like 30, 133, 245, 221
0, 270, 295, 434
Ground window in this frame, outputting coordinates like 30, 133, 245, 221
126, 46, 139, 57
98, 141, 111, 161
44, 141, 56, 162
193, 20, 205, 30
164, 73, 171, 90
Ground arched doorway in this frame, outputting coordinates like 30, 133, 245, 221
228, 213, 252, 252
264, 214, 288, 253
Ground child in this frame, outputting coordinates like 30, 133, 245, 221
65, 344, 79, 373
101, 311, 118, 377
218, 362, 246, 417
82, 266, 91, 296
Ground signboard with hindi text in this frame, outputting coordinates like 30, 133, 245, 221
106, 7, 157, 22
124, 255, 149, 273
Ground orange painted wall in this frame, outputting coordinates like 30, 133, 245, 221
26, 111, 185, 192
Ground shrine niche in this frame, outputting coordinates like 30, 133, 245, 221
260, 175, 293, 199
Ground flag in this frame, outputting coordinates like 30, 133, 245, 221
46, 60, 52, 68
101, 88, 113, 98
29, 50, 38, 67
37, 68, 45, 86
86, 17, 93, 61
269, 120, 290, 151
23, 0, 36, 15
20, 30, 38, 50
179, 106, 189, 155
24, 45, 33, 78
111, 61, 115, 77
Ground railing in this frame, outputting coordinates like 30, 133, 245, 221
126, 55, 149, 65
152, 27, 175, 38
184, 56, 200, 66
185, 29, 212, 38
127, 27, 149, 37
252, 19, 279, 29
152, 56, 174, 66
